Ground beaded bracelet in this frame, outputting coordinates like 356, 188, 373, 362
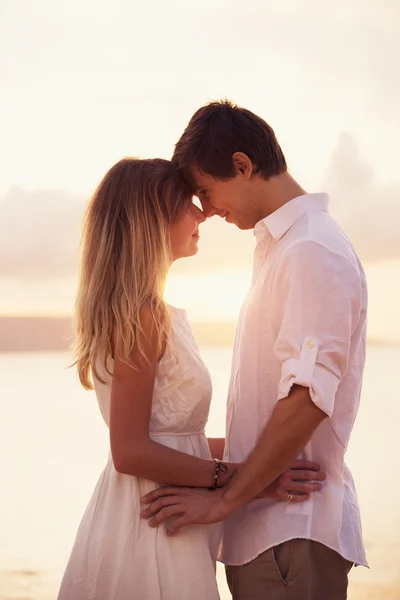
210, 458, 228, 491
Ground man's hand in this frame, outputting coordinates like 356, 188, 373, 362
141, 487, 233, 535
259, 459, 325, 502
141, 459, 325, 534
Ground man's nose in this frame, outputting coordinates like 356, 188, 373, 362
200, 199, 217, 218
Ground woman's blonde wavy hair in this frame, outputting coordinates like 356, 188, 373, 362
71, 157, 193, 390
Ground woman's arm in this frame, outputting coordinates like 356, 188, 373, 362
207, 438, 225, 460
205, 437, 325, 499
110, 309, 324, 496
109, 308, 234, 488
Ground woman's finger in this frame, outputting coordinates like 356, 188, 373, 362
290, 469, 326, 481
288, 493, 310, 503
290, 460, 321, 471
289, 481, 323, 494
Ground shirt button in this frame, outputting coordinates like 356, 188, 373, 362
307, 340, 315, 349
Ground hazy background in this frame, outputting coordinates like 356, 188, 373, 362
1, 0, 400, 339
1, 1, 399, 599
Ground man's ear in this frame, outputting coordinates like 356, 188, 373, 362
232, 152, 253, 179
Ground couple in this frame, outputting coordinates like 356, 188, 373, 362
58, 101, 368, 600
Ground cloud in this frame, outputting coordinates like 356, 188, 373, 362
1, 135, 399, 286
201, 3, 400, 120
0, 187, 83, 280
324, 134, 400, 262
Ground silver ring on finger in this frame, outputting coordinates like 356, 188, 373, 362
286, 493, 293, 503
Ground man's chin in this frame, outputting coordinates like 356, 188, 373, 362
230, 218, 253, 231
224, 214, 236, 226
236, 222, 254, 231
224, 214, 253, 230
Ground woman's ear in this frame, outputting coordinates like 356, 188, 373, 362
232, 152, 253, 179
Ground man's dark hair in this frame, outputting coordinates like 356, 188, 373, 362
172, 99, 287, 181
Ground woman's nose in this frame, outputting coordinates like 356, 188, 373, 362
193, 205, 206, 223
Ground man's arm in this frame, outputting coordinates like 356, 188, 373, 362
221, 384, 326, 511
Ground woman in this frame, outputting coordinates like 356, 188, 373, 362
58, 158, 324, 600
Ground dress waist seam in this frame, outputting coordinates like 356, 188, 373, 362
150, 429, 206, 437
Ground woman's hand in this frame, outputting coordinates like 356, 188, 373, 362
256, 460, 326, 503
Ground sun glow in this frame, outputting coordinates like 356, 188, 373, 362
165, 268, 252, 323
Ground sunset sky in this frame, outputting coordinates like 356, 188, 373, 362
0, 0, 399, 342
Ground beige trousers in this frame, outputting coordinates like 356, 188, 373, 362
225, 539, 353, 600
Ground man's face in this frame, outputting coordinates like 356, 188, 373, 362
189, 165, 255, 230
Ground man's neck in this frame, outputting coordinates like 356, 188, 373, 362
254, 173, 307, 222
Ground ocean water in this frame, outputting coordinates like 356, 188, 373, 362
0, 346, 400, 600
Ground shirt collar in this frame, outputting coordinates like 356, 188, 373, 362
254, 193, 329, 243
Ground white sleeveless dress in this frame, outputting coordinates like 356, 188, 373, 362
58, 307, 220, 600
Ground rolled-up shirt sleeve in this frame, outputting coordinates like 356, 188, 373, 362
272, 240, 362, 417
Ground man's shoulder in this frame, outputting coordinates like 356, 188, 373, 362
283, 211, 360, 268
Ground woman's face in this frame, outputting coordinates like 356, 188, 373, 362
170, 202, 206, 261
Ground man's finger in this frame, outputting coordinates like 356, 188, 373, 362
166, 515, 191, 536
149, 505, 185, 527
290, 460, 321, 471
142, 487, 180, 504
290, 470, 326, 481
141, 496, 180, 519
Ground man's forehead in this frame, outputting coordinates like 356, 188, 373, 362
188, 166, 211, 189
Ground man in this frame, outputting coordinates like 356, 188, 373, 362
142, 100, 368, 599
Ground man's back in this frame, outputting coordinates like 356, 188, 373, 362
222, 193, 368, 568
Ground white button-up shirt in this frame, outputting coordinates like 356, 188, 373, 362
220, 193, 368, 568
